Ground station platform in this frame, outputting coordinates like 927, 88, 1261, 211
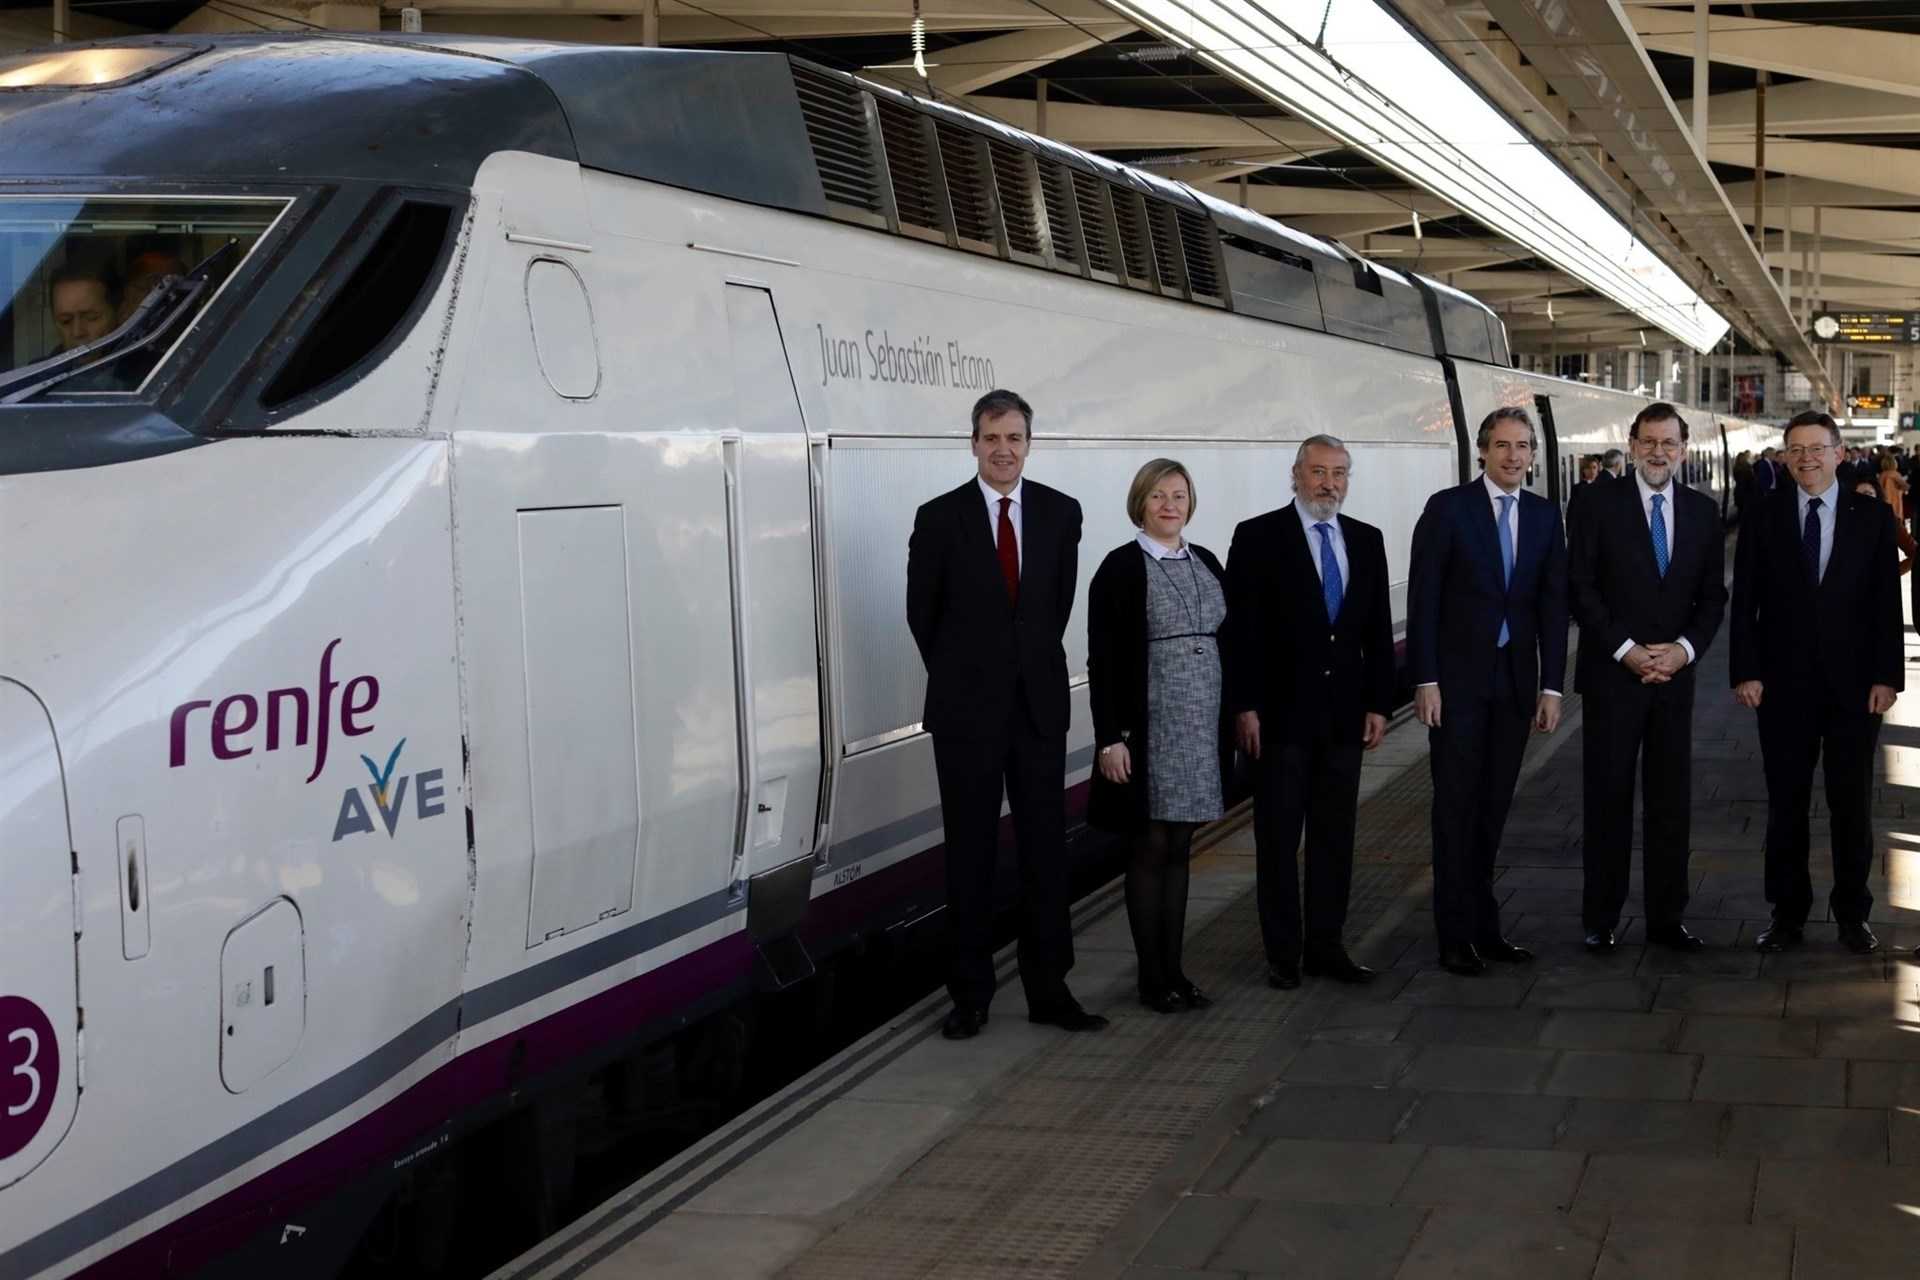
493, 622, 1920, 1280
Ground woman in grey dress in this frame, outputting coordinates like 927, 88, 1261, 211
1087, 459, 1231, 1012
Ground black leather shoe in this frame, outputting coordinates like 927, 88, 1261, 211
1304, 948, 1378, 984
1839, 921, 1880, 954
1645, 924, 1706, 952
1475, 937, 1534, 964
1267, 961, 1301, 990
1755, 923, 1805, 953
1170, 979, 1213, 1010
1583, 929, 1617, 953
941, 1007, 988, 1040
1029, 999, 1109, 1032
1438, 944, 1487, 976
1138, 989, 1185, 1014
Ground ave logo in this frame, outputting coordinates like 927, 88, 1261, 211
331, 739, 448, 843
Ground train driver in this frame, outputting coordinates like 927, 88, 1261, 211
47, 265, 119, 355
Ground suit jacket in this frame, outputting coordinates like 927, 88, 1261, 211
1224, 506, 1395, 745
1729, 484, 1904, 703
1085, 540, 1231, 831
1407, 479, 1569, 701
1568, 476, 1728, 694
906, 477, 1082, 738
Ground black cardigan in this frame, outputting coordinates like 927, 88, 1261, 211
1085, 539, 1234, 834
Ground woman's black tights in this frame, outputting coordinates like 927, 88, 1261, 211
1126, 820, 1197, 995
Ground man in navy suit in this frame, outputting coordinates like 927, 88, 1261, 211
1409, 407, 1570, 975
1569, 404, 1727, 954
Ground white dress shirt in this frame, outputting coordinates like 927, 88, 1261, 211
1415, 476, 1559, 697
979, 475, 1023, 570
1135, 529, 1189, 560
1610, 471, 1697, 667
1294, 499, 1349, 588
1796, 479, 1839, 582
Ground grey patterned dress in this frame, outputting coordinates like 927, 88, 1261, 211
1142, 545, 1227, 822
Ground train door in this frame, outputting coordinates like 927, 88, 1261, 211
719, 285, 825, 889
1531, 394, 1562, 506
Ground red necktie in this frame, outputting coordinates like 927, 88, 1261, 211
996, 496, 1020, 605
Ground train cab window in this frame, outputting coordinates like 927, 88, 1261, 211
0, 45, 197, 90
260, 200, 455, 411
0, 196, 284, 397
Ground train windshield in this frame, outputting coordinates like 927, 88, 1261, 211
0, 196, 285, 395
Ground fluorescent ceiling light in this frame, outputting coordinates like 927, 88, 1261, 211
1098, 0, 1732, 352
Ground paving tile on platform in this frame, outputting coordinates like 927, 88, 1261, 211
1592, 1220, 1793, 1280
1786, 1224, 1920, 1280
1675, 1015, 1818, 1059
1572, 1153, 1757, 1223
1396, 1006, 1550, 1047
1396, 1092, 1570, 1150
1722, 1104, 1889, 1162
592, 1211, 823, 1280
1784, 979, 1920, 1020
1654, 976, 1787, 1016
1393, 1145, 1584, 1212
1554, 1098, 1727, 1155
1754, 1159, 1920, 1231
1395, 970, 1532, 1009
1245, 1085, 1418, 1143
1280, 1041, 1413, 1088
1545, 1050, 1699, 1101
1692, 1054, 1846, 1106
1538, 1009, 1679, 1052
1522, 973, 1659, 1011
1209, 1201, 1424, 1278
1814, 1017, 1920, 1062
1399, 1044, 1555, 1094
1230, 1138, 1424, 1205
1392, 1209, 1605, 1280
1133, 1195, 1255, 1270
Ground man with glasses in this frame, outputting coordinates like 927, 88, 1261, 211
1730, 411, 1903, 955
1569, 405, 1727, 953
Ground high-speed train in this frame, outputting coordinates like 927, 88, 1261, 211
0, 35, 1761, 1278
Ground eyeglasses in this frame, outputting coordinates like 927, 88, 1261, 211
1783, 444, 1835, 459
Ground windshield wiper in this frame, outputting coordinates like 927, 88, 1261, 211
0, 239, 239, 405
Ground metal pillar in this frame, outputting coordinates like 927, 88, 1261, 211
1692, 1, 1710, 148
1753, 74, 1767, 251
643, 0, 658, 45
1780, 177, 1792, 306
1813, 206, 1823, 317
53, 0, 68, 42
1035, 79, 1048, 137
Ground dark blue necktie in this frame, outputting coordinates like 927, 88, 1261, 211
1650, 493, 1669, 577
1803, 496, 1823, 581
1315, 522, 1343, 623
1496, 494, 1515, 647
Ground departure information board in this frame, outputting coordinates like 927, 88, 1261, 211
1849, 394, 1892, 414
1810, 312, 1920, 344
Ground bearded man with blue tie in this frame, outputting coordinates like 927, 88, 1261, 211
1409, 407, 1570, 976
1568, 404, 1727, 953
1730, 411, 1903, 955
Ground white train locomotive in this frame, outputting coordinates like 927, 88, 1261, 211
0, 34, 1757, 1278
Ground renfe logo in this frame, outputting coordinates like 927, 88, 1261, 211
169, 638, 377, 782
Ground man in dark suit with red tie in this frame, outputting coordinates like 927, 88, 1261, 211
907, 389, 1106, 1039
1408, 407, 1570, 975
1731, 411, 1903, 955
1568, 404, 1727, 953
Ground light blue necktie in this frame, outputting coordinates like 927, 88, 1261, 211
1650, 493, 1669, 577
1496, 494, 1515, 647
1314, 522, 1343, 623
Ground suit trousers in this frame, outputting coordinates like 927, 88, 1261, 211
1254, 733, 1363, 963
931, 700, 1075, 1014
1429, 654, 1532, 949
1581, 673, 1695, 932
1756, 696, 1880, 926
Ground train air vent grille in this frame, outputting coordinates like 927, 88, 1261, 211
1147, 200, 1188, 296
878, 99, 943, 234
1071, 170, 1118, 277
936, 122, 997, 248
1176, 209, 1226, 301
792, 65, 883, 216
987, 140, 1044, 259
1110, 187, 1155, 287
1040, 161, 1083, 271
